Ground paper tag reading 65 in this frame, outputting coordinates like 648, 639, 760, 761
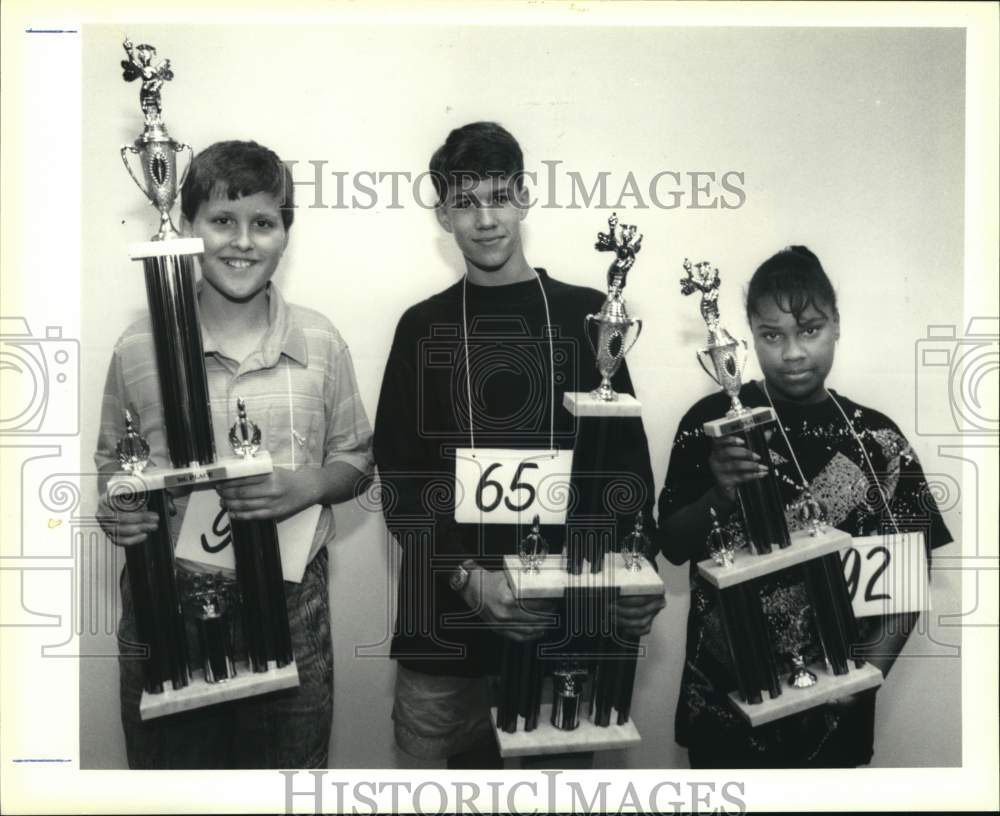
454, 448, 574, 525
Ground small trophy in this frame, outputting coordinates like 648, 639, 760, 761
706, 506, 736, 568
551, 664, 589, 731
621, 514, 650, 572
107, 40, 298, 720
796, 490, 829, 537
680, 257, 882, 726
183, 572, 237, 685
518, 514, 548, 573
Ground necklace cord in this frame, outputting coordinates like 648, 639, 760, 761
761, 380, 901, 534
462, 272, 556, 453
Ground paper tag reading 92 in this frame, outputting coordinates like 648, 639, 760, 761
840, 531, 930, 618
454, 448, 574, 525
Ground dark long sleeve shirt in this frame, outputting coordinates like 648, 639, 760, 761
374, 269, 657, 675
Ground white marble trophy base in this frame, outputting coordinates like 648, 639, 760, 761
503, 553, 664, 600
496, 554, 661, 756
696, 527, 852, 589
702, 405, 776, 437
729, 662, 883, 727
491, 704, 641, 758
108, 452, 273, 493
140, 659, 300, 720
562, 392, 642, 417
128, 237, 205, 259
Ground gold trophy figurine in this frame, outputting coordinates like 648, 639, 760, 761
120, 38, 192, 241
585, 213, 644, 402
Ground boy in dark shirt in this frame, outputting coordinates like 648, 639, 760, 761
374, 122, 664, 767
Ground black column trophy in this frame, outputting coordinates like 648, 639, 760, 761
679, 259, 881, 727
106, 39, 298, 720
489, 215, 664, 758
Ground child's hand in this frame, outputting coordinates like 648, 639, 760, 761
708, 435, 770, 502
827, 691, 869, 711
460, 567, 557, 642
96, 491, 174, 547
216, 467, 317, 522
612, 592, 666, 638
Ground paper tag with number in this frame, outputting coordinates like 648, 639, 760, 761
176, 487, 321, 582
454, 448, 574, 525
839, 531, 930, 618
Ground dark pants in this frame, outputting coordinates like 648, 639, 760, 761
117, 548, 333, 769
686, 694, 877, 769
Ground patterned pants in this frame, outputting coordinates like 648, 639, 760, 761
117, 548, 333, 769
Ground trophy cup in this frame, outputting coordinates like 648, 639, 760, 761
563, 213, 644, 417
106, 39, 298, 719
679, 259, 882, 726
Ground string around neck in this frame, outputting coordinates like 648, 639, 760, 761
461, 270, 556, 452
761, 379, 901, 535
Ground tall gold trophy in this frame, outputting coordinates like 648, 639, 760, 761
680, 259, 881, 726
488, 216, 663, 758
107, 40, 298, 719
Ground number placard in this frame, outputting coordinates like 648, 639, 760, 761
454, 448, 574, 525
175, 487, 321, 582
839, 532, 930, 618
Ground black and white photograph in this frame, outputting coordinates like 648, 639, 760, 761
1, 1, 997, 813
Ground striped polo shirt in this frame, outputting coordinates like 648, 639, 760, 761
95, 282, 374, 568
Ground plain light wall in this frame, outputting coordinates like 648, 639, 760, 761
79, 23, 965, 769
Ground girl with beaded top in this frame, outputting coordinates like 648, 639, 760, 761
656, 245, 952, 768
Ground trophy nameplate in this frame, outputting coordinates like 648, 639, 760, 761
108, 452, 273, 493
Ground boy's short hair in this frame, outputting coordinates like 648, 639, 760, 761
181, 140, 294, 229
746, 245, 839, 325
429, 122, 524, 204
